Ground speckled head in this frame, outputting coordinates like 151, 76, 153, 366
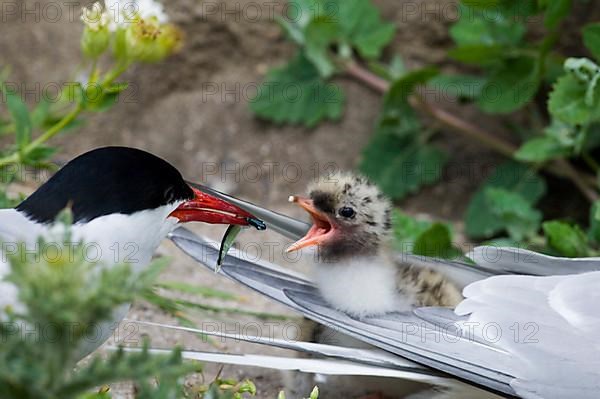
288, 172, 392, 260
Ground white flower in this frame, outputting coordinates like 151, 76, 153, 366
81, 2, 110, 31
135, 0, 168, 22
103, 0, 168, 31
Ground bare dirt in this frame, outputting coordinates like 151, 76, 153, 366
1, 0, 519, 397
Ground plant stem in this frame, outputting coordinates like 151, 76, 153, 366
344, 62, 599, 202
345, 62, 390, 92
0, 60, 131, 171
412, 95, 517, 157
0, 104, 83, 169
102, 61, 131, 86
345, 62, 517, 156
27, 105, 82, 152
556, 159, 599, 202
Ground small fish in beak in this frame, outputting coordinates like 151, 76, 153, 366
169, 184, 266, 268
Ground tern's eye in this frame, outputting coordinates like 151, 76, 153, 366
164, 186, 176, 203
338, 206, 356, 219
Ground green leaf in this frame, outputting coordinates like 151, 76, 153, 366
360, 69, 444, 200
276, 15, 305, 44
392, 209, 432, 248
583, 23, 600, 61
250, 52, 344, 127
22, 145, 57, 165
376, 68, 437, 138
282, 0, 395, 72
543, 0, 571, 29
514, 136, 570, 162
588, 200, 600, 244
156, 281, 238, 301
542, 220, 589, 257
448, 44, 507, 65
549, 73, 600, 125
450, 4, 526, 47
387, 67, 439, 102
581, 123, 600, 152
361, 134, 446, 200
333, 0, 396, 59
0, 119, 13, 136
304, 16, 340, 77
41, 115, 85, 133
544, 118, 578, 148
388, 55, 407, 79
465, 161, 546, 238
104, 82, 129, 94
0, 189, 21, 209
477, 56, 540, 113
31, 97, 51, 128
85, 85, 123, 112
485, 187, 542, 241
413, 223, 461, 259
391, 211, 461, 258
3, 85, 32, 151
428, 74, 487, 100
461, 0, 499, 8
564, 57, 600, 107
483, 237, 521, 247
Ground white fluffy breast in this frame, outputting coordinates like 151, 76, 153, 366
313, 257, 416, 317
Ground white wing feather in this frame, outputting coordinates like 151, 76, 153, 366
456, 272, 600, 399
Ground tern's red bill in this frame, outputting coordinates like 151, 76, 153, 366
170, 186, 263, 227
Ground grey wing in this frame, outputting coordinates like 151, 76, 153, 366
169, 228, 518, 397
393, 245, 600, 292
468, 246, 600, 276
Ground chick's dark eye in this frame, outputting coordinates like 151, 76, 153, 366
338, 206, 356, 218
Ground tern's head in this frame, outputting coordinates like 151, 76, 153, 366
17, 146, 259, 228
287, 172, 392, 260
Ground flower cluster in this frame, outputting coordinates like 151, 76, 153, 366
80, 0, 182, 63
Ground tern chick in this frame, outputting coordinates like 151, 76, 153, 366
288, 172, 462, 316
286, 172, 463, 398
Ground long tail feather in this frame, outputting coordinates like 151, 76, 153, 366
126, 319, 433, 373
111, 346, 457, 384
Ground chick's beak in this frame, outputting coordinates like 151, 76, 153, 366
170, 186, 266, 229
286, 196, 335, 252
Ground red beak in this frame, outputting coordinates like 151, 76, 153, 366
170, 186, 263, 227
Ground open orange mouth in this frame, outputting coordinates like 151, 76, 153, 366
287, 196, 336, 252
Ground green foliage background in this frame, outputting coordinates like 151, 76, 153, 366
249, 0, 600, 259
